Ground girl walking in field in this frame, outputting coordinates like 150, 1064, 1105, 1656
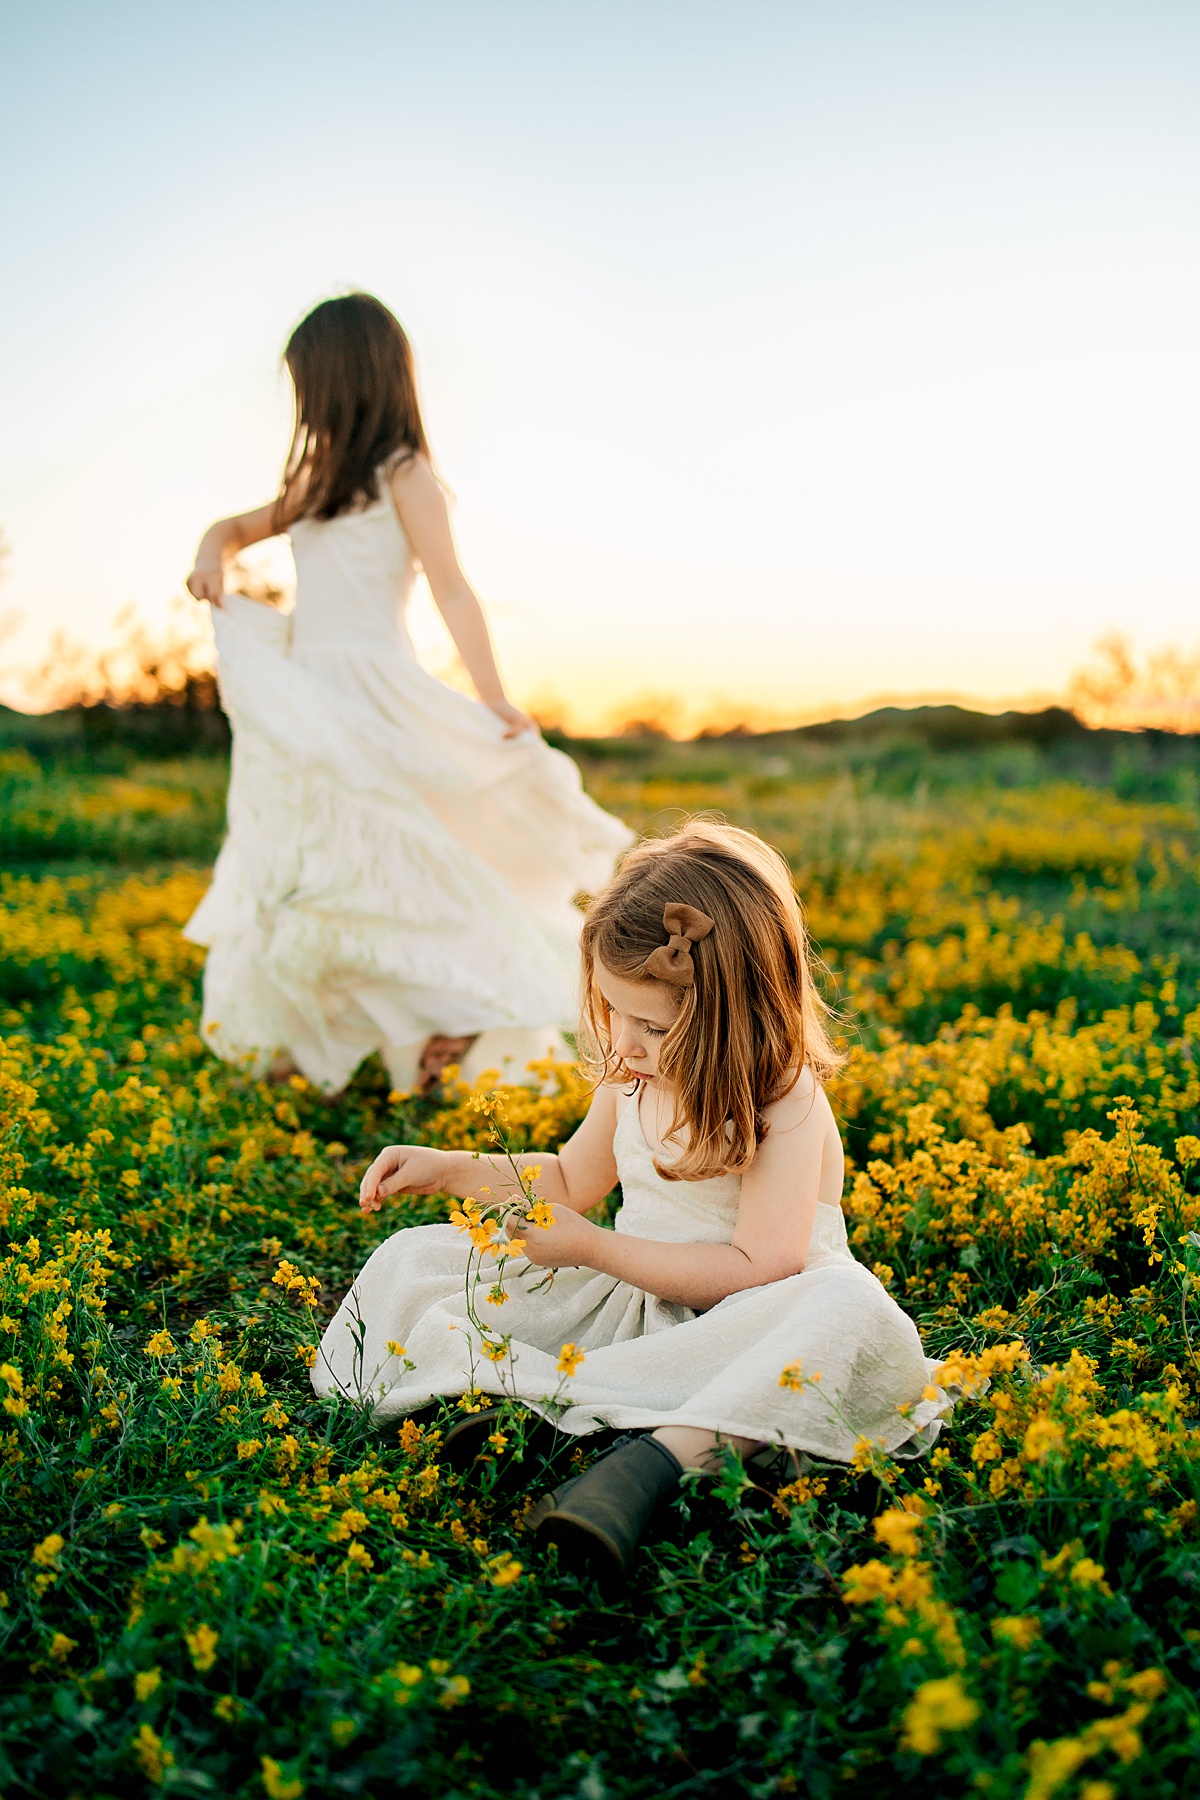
185, 292, 630, 1094
317, 822, 948, 1585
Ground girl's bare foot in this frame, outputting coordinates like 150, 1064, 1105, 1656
265, 1053, 302, 1085
416, 1034, 478, 1096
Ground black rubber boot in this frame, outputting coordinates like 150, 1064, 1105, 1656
442, 1411, 508, 1473
530, 1434, 683, 1594
443, 1409, 560, 1496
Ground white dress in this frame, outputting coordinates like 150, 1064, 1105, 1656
184, 480, 632, 1092
312, 1096, 949, 1460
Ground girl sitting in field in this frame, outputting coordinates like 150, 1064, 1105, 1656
313, 822, 948, 1585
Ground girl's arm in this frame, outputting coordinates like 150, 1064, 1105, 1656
187, 502, 282, 606
359, 1084, 620, 1216
519, 1075, 842, 1310
389, 457, 533, 740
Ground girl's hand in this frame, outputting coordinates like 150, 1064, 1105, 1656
187, 503, 282, 606
360, 1144, 449, 1212
484, 696, 537, 740
186, 559, 225, 606
514, 1202, 599, 1270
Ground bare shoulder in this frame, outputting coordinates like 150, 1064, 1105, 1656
388, 452, 439, 501
751, 1066, 844, 1205
762, 1064, 833, 1135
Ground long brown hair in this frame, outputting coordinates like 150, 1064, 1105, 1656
580, 821, 844, 1182
275, 293, 430, 527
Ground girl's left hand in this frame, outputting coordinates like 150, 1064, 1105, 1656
485, 697, 538, 740
512, 1203, 598, 1269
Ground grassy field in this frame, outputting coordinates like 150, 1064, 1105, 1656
3, 722, 1200, 1798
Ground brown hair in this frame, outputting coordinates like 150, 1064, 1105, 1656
275, 293, 430, 527
580, 820, 844, 1182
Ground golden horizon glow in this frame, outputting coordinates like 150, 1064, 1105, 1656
4, 589, 1191, 740
4, 9, 1198, 734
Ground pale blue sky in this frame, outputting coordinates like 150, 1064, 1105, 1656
2, 1, 1197, 728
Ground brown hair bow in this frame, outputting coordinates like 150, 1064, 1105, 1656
641, 903, 715, 987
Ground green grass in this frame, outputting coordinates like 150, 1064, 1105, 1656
2, 727, 1200, 1798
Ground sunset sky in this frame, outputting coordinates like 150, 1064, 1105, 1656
2, 2, 1198, 733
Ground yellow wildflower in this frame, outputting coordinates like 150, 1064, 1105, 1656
185, 1622, 219, 1672
487, 1552, 523, 1587
188, 1518, 242, 1563
132, 1722, 174, 1784
557, 1342, 585, 1377
1070, 1558, 1111, 1593
841, 1560, 897, 1605
1023, 1417, 1066, 1462
873, 1508, 922, 1558
438, 1673, 470, 1708
1122, 1668, 1167, 1700
900, 1675, 980, 1754
261, 1756, 305, 1800
1025, 1737, 1090, 1799
991, 1615, 1041, 1650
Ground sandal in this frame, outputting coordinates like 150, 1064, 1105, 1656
530, 1434, 683, 1594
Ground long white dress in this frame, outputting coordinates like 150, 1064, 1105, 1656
312, 1095, 950, 1460
184, 480, 632, 1092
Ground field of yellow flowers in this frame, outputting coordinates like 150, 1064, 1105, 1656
3, 731, 1200, 1799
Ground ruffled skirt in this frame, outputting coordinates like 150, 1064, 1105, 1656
185, 595, 632, 1090
312, 1213, 950, 1461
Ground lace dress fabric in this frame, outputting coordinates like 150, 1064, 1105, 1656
184, 484, 633, 1091
312, 1097, 951, 1459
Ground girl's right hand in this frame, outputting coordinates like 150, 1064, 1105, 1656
485, 696, 537, 740
186, 558, 225, 606
359, 1144, 449, 1212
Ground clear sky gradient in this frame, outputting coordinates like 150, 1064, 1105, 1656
2, 1, 1197, 731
